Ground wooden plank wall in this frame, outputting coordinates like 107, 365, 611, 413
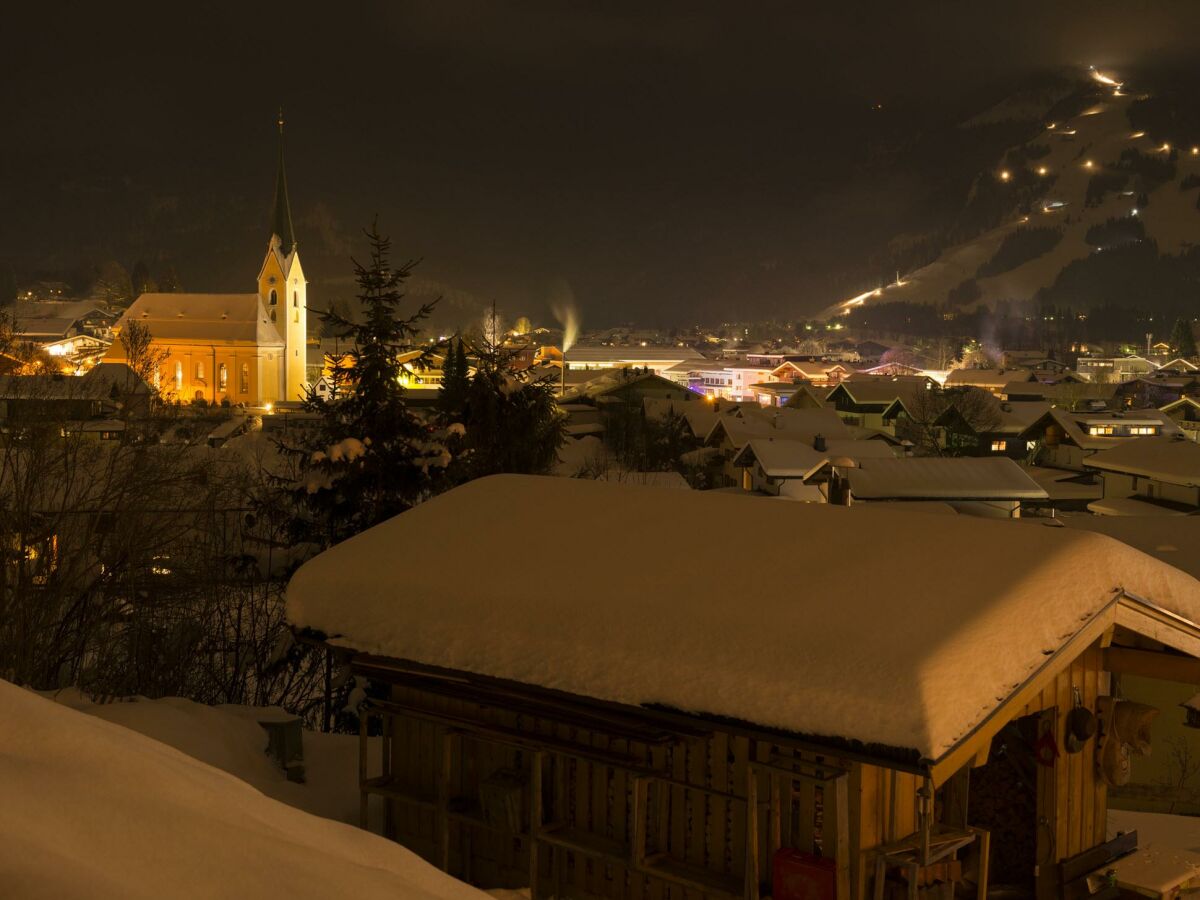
381, 683, 911, 900
1011, 640, 1108, 900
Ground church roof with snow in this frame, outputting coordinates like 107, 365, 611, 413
117, 293, 285, 346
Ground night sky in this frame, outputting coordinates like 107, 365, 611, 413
4, 1, 1200, 328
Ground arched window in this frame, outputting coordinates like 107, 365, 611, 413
218, 363, 227, 390
270, 309, 277, 323
239, 363, 249, 394
293, 291, 298, 307
195, 361, 204, 381
269, 289, 278, 306
174, 361, 183, 391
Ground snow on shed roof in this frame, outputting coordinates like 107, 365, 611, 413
1084, 436, 1200, 486
114, 293, 285, 345
847, 457, 1048, 500
734, 438, 828, 479
0, 681, 486, 900
286, 474, 1200, 761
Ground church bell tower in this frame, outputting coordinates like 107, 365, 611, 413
257, 109, 308, 401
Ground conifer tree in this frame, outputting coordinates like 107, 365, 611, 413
437, 335, 471, 417
289, 220, 450, 546
1170, 317, 1198, 359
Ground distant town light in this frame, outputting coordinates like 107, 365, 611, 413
999, 170, 1011, 182
1037, 166, 1048, 176
1083, 160, 1095, 169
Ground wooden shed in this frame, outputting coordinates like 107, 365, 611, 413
287, 476, 1200, 900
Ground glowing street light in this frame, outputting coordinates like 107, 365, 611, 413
1037, 166, 1048, 176
999, 170, 1011, 182
1083, 160, 1095, 169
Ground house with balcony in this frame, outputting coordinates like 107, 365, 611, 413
1019, 408, 1183, 470
1083, 435, 1200, 515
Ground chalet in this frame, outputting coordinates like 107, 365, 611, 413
825, 377, 931, 431
1161, 396, 1200, 442
1001, 379, 1120, 411
1075, 356, 1157, 382
287, 475, 1200, 900
732, 434, 899, 496
934, 398, 1050, 458
1083, 435, 1200, 515
782, 383, 829, 410
562, 346, 706, 377
770, 360, 849, 387
840, 456, 1047, 517
1019, 408, 1183, 470
561, 370, 693, 405
0, 363, 150, 428
943, 368, 1033, 396
731, 438, 830, 496
13, 299, 117, 344
1113, 374, 1200, 409
1158, 358, 1199, 375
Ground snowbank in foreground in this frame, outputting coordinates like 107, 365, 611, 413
0, 681, 485, 900
46, 690, 380, 828
287, 475, 1200, 761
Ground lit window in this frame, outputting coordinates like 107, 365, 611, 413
240, 363, 249, 394
195, 362, 204, 381
218, 363, 228, 390
174, 361, 183, 391
991, 440, 1007, 452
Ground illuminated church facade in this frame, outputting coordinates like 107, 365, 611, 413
106, 117, 308, 406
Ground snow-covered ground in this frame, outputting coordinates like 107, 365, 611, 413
0, 680, 487, 899
1107, 809, 1200, 895
45, 688, 382, 828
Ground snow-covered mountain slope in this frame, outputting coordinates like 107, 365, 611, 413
822, 82, 1200, 318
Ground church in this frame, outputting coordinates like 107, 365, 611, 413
105, 117, 308, 406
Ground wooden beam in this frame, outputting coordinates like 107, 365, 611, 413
1103, 646, 1200, 684
929, 608, 1116, 787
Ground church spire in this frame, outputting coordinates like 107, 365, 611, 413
271, 107, 296, 255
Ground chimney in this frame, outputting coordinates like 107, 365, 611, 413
813, 433, 827, 452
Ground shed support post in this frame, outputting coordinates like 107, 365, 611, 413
745, 757, 760, 900
530, 750, 544, 900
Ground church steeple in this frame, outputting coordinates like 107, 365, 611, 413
271, 108, 296, 254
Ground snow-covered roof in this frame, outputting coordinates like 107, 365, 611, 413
846, 457, 1048, 500
0, 681, 487, 900
286, 474, 1200, 761
1084, 436, 1200, 486
113, 293, 285, 346
734, 438, 828, 480
944, 368, 1033, 389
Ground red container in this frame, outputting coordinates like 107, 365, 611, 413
773, 849, 837, 900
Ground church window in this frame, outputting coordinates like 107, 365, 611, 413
294, 310, 299, 323
195, 361, 204, 381
240, 363, 249, 394
269, 289, 278, 306
293, 291, 298, 307
218, 363, 228, 390
270, 309, 277, 323
174, 361, 183, 391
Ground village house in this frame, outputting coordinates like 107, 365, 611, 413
942, 368, 1034, 396
1075, 356, 1158, 383
838, 456, 1048, 516
1082, 435, 1200, 515
934, 398, 1050, 458
562, 346, 706, 377
731, 433, 899, 497
825, 377, 930, 432
287, 475, 1200, 900
1019, 408, 1183, 470
1001, 379, 1120, 411
1160, 396, 1200, 442
770, 359, 850, 387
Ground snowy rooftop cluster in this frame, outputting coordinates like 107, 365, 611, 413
287, 475, 1200, 761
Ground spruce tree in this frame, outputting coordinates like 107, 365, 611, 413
1170, 317, 1198, 359
291, 220, 446, 545
437, 335, 470, 417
